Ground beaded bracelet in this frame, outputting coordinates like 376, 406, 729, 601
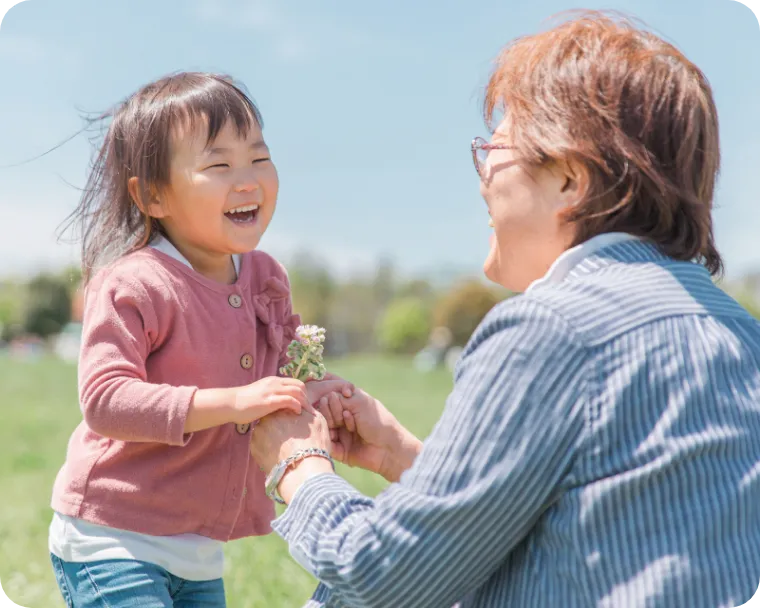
264, 448, 334, 505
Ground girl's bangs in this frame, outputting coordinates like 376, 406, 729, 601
166, 77, 264, 146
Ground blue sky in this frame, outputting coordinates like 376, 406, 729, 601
0, 0, 758, 280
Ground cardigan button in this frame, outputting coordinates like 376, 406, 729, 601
236, 423, 250, 434
240, 354, 253, 369
228, 294, 242, 308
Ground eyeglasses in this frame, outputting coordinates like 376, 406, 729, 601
471, 136, 517, 179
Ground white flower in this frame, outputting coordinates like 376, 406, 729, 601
280, 325, 327, 381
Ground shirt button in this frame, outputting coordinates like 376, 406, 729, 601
240, 354, 253, 369
228, 294, 242, 308
242, 488, 248, 497
236, 423, 250, 434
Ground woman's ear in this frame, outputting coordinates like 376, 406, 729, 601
128, 177, 167, 219
555, 158, 589, 210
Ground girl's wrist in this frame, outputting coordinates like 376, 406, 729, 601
185, 388, 238, 433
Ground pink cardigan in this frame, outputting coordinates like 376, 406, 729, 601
51, 247, 300, 541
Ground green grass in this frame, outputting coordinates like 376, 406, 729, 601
0, 355, 452, 608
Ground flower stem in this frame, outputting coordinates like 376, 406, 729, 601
293, 349, 310, 380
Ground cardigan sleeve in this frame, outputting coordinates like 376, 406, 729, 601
77, 268, 197, 445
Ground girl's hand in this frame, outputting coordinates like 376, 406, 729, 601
233, 377, 312, 424
233, 376, 354, 425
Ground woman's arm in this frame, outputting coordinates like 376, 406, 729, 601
262, 298, 591, 608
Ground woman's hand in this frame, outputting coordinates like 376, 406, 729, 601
319, 389, 423, 482
250, 408, 335, 504
249, 407, 332, 473
247, 377, 351, 466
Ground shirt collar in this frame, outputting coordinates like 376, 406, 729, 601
525, 232, 641, 293
149, 235, 241, 274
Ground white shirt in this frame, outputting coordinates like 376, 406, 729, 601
151, 235, 242, 275
48, 238, 240, 581
525, 232, 640, 293
49, 513, 225, 581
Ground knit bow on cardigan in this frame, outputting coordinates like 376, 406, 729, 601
252, 276, 299, 352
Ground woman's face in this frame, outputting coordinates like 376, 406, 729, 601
480, 120, 579, 292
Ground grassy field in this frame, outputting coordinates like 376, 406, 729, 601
0, 355, 452, 608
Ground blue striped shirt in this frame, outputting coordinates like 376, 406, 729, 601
273, 238, 760, 607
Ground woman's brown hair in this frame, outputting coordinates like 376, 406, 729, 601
62, 72, 263, 282
484, 11, 723, 275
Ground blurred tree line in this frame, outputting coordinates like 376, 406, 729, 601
3, 257, 760, 357
287, 252, 510, 356
0, 256, 509, 356
0, 267, 81, 344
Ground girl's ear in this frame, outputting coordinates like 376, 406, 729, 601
128, 177, 168, 219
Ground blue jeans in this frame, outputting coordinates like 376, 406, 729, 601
50, 554, 226, 607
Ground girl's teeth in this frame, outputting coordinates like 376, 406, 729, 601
228, 204, 259, 214
488, 218, 494, 227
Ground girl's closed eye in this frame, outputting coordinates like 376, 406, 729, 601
205, 158, 268, 169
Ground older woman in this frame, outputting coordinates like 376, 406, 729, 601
251, 12, 760, 608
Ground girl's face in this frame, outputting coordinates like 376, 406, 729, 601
151, 117, 278, 271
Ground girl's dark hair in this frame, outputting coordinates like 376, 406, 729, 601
62, 72, 263, 282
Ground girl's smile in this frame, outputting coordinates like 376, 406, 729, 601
224, 203, 261, 226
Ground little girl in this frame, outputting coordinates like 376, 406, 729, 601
49, 72, 345, 607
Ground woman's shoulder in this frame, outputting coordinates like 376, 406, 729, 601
524, 258, 744, 346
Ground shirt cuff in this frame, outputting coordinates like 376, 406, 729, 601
272, 473, 368, 550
